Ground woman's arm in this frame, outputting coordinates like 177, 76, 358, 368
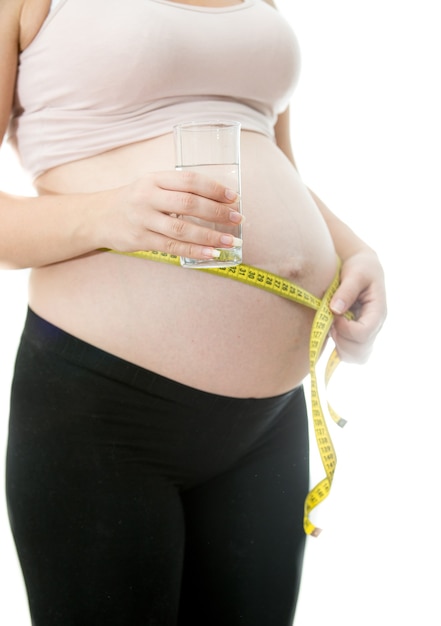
275, 108, 387, 364
0, 0, 241, 270
0, 178, 241, 270
308, 189, 387, 364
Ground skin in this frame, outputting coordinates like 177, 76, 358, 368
0, 0, 387, 396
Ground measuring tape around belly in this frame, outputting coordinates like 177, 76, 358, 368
105, 248, 353, 537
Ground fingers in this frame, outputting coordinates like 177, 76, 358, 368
331, 297, 386, 364
155, 187, 242, 225
328, 251, 387, 363
330, 336, 373, 365
331, 317, 375, 364
143, 171, 243, 259
151, 170, 242, 225
157, 169, 239, 205
330, 272, 365, 316
107, 170, 244, 261
145, 213, 242, 260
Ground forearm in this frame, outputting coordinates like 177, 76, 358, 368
0, 189, 109, 269
308, 188, 375, 261
0, 171, 243, 270
275, 113, 386, 363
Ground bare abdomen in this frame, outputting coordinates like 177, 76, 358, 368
30, 132, 337, 397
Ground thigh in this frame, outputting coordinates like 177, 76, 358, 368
178, 387, 309, 626
6, 335, 185, 626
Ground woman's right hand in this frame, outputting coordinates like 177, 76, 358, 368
100, 170, 243, 261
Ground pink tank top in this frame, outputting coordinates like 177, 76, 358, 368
8, 0, 301, 179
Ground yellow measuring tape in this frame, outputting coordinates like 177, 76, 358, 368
106, 248, 353, 536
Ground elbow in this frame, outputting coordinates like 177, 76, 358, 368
0, 253, 30, 271
0, 241, 32, 269
0, 261, 29, 270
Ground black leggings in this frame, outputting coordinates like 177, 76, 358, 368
6, 309, 309, 626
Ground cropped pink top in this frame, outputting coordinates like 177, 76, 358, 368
8, 0, 301, 180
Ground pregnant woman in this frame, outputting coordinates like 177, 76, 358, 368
0, 1, 386, 624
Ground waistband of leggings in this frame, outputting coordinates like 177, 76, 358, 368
22, 307, 300, 407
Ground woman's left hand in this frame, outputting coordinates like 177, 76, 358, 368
329, 249, 387, 363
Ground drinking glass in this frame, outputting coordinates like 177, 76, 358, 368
173, 121, 242, 268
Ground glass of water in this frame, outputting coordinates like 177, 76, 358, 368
173, 121, 242, 268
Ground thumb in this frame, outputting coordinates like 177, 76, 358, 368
330, 277, 360, 315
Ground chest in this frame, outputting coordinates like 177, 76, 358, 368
17, 0, 300, 111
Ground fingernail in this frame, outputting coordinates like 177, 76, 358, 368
220, 235, 243, 247
229, 211, 244, 224
202, 248, 221, 258
331, 299, 346, 314
225, 189, 238, 201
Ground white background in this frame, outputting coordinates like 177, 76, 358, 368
1, 1, 439, 624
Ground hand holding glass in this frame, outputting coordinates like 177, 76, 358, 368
173, 121, 243, 268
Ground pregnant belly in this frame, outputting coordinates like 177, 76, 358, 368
30, 132, 337, 397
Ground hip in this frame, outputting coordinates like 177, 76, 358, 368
9, 307, 310, 490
